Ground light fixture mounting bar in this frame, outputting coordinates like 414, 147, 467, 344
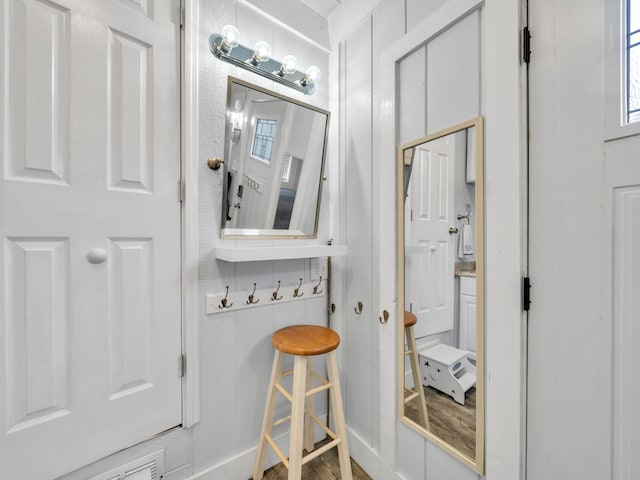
209, 34, 315, 95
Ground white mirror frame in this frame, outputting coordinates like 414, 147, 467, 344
397, 116, 485, 474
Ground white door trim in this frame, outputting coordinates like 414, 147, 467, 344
181, 0, 200, 427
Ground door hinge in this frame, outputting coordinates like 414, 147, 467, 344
523, 276, 531, 311
179, 179, 185, 203
181, 354, 186, 377
180, 0, 185, 29
522, 26, 531, 64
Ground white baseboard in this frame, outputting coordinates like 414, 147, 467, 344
188, 420, 409, 480
346, 427, 406, 480
188, 416, 327, 480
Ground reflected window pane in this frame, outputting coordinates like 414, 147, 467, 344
251, 118, 277, 162
628, 0, 640, 122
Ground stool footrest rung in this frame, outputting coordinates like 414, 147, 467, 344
309, 412, 337, 440
274, 382, 293, 402
305, 381, 331, 397
272, 414, 292, 428
404, 390, 419, 404
301, 438, 341, 465
265, 434, 289, 468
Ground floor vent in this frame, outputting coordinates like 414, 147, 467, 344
90, 450, 164, 480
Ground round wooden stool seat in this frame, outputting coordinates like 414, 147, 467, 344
404, 310, 417, 328
272, 325, 340, 356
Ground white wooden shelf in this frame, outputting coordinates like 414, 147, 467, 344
214, 244, 347, 262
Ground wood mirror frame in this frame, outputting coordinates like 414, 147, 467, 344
397, 116, 485, 474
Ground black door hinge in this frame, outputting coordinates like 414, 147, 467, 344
522, 26, 531, 64
523, 277, 531, 311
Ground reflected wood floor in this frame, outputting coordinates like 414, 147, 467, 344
405, 386, 476, 459
254, 438, 372, 480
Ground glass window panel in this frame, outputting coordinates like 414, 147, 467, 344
631, 0, 640, 35
629, 45, 640, 117
631, 31, 640, 46
251, 119, 277, 162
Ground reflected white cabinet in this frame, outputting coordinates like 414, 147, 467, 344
458, 276, 477, 355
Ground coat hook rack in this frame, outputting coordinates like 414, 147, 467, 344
246, 283, 260, 305
271, 281, 283, 301
206, 278, 327, 315
218, 286, 233, 309
313, 276, 323, 295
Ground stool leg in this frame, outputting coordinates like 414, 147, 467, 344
406, 326, 429, 429
288, 355, 308, 480
326, 351, 353, 480
252, 350, 284, 480
304, 357, 315, 453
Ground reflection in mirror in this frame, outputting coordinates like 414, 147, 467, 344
221, 77, 330, 238
398, 117, 484, 474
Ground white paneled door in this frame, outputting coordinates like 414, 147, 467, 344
0, 1, 182, 478
405, 136, 455, 339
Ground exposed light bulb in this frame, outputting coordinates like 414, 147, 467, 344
220, 25, 240, 53
277, 55, 298, 76
249, 40, 272, 65
303, 66, 321, 85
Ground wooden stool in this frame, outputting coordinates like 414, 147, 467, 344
404, 311, 430, 429
252, 325, 353, 480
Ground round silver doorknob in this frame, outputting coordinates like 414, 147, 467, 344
448, 227, 459, 234
430, 245, 437, 252
87, 248, 108, 264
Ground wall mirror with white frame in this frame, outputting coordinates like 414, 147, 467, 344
220, 77, 330, 239
397, 116, 485, 474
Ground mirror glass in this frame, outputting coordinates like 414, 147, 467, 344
398, 117, 484, 473
221, 77, 330, 238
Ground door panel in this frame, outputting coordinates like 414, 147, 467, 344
527, 0, 611, 478
0, 1, 181, 478
405, 138, 455, 338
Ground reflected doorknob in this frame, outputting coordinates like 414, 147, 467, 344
87, 248, 107, 264
449, 227, 459, 234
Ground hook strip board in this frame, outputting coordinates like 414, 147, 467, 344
205, 279, 326, 315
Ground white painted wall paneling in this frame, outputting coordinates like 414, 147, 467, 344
191, 1, 333, 478
343, 15, 376, 447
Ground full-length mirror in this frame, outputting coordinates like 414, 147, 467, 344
397, 117, 484, 473
221, 77, 330, 238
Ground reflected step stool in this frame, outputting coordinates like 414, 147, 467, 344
252, 325, 352, 480
418, 343, 476, 405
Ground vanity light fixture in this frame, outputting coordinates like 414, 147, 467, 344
209, 25, 320, 95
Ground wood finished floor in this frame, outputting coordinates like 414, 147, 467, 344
405, 386, 476, 459
255, 438, 372, 480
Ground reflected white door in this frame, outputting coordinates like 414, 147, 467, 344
232, 99, 287, 229
0, 1, 182, 478
405, 136, 455, 338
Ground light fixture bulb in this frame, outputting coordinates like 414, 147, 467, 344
305, 66, 321, 84
249, 40, 271, 65
220, 25, 240, 52
280, 55, 298, 76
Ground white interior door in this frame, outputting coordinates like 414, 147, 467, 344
405, 136, 456, 339
527, 0, 636, 478
0, 1, 182, 478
